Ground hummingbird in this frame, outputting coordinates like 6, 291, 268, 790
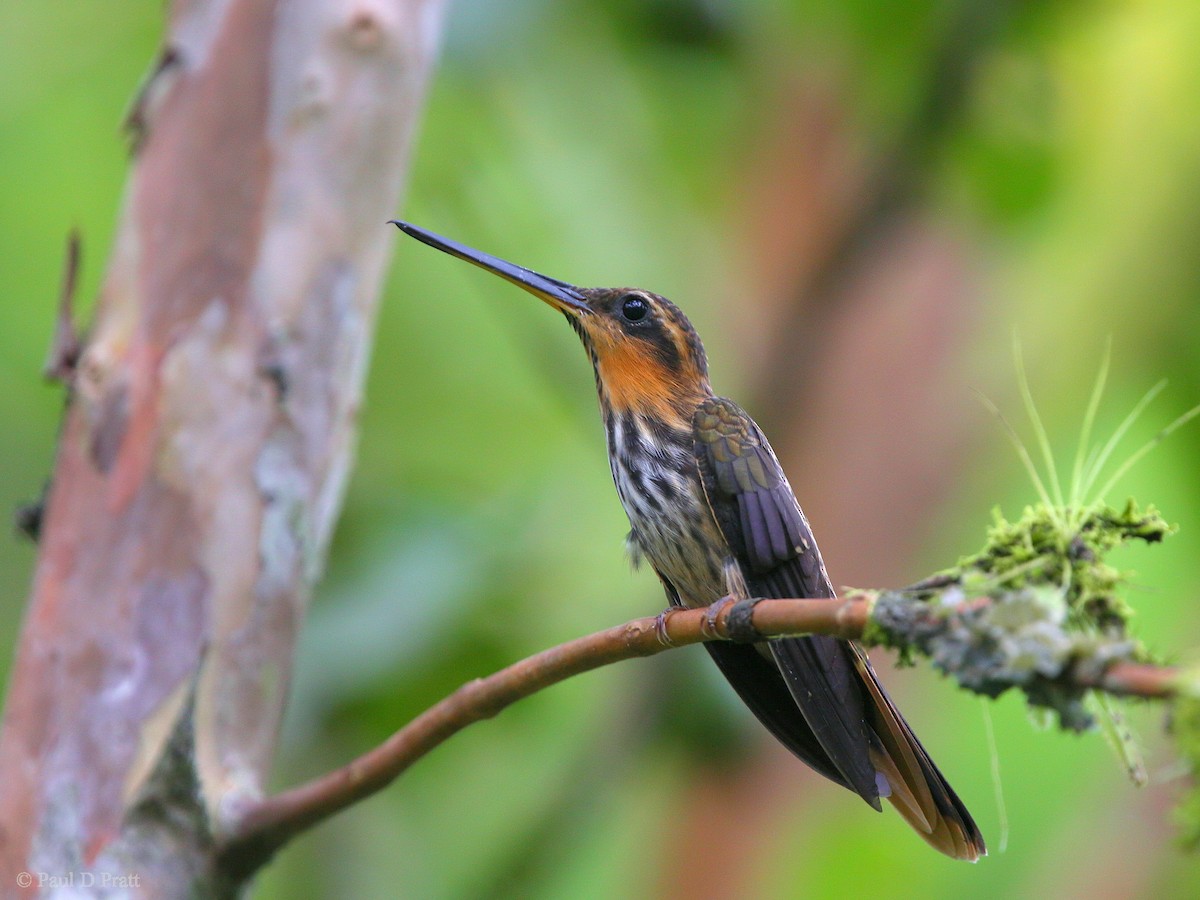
391, 220, 985, 860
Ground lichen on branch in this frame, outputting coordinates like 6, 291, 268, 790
856, 500, 1171, 732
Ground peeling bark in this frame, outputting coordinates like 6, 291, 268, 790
0, 0, 443, 894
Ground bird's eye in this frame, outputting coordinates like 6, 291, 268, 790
620, 294, 648, 322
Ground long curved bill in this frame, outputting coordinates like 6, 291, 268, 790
390, 221, 589, 314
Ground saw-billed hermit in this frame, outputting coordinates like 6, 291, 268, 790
391, 220, 985, 861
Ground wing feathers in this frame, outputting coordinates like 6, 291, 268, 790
738, 490, 766, 571
769, 636, 880, 806
692, 396, 984, 860
703, 641, 850, 789
764, 487, 789, 561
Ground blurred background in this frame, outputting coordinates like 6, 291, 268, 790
3, 1, 1200, 897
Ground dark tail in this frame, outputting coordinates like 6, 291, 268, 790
708, 636, 986, 861
849, 643, 986, 861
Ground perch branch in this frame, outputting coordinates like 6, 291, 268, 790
218, 591, 1181, 873
1084, 661, 1182, 699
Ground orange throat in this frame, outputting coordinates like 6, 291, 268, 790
593, 341, 701, 427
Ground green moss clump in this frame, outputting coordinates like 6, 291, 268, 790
865, 499, 1171, 732
945, 499, 1171, 637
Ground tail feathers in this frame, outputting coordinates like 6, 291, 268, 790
701, 640, 856, 791
852, 645, 987, 862
701, 633, 986, 861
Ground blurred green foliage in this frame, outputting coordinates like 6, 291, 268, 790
1175, 684, 1200, 851
3, 1, 1200, 897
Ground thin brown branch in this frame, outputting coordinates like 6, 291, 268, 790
218, 592, 1181, 873
1085, 660, 1181, 699
217, 596, 866, 870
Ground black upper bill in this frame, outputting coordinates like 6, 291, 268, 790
390, 220, 589, 313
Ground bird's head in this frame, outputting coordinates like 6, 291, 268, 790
393, 221, 711, 427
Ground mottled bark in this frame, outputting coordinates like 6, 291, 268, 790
0, 0, 443, 894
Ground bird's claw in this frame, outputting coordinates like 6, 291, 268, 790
654, 608, 680, 646
702, 595, 737, 639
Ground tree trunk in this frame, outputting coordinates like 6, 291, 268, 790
0, 1, 443, 894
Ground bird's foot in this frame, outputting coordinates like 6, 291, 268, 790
701, 595, 737, 639
654, 607, 681, 646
